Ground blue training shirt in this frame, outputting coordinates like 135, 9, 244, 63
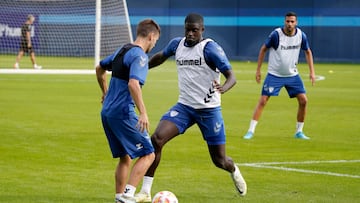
100, 45, 149, 119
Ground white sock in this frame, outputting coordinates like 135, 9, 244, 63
141, 176, 154, 194
248, 120, 258, 133
115, 193, 122, 200
124, 184, 136, 197
296, 122, 304, 133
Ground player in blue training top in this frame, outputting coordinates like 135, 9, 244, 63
243, 11, 316, 140
135, 13, 247, 202
96, 19, 160, 203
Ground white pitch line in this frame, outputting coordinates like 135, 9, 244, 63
0, 69, 326, 82
239, 159, 360, 165
0, 69, 95, 75
236, 160, 360, 179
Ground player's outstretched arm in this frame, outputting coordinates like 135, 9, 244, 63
149, 51, 169, 69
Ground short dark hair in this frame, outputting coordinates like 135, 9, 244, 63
185, 13, 204, 25
136, 19, 161, 37
285, 11, 297, 19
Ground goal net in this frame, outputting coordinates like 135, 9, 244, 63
0, 0, 133, 69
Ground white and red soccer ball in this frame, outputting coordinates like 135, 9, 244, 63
152, 191, 178, 203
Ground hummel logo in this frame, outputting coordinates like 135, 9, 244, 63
204, 85, 216, 103
214, 122, 221, 133
209, 87, 215, 94
217, 46, 225, 56
139, 55, 147, 67
136, 143, 143, 150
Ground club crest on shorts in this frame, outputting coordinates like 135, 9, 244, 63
268, 87, 274, 93
264, 84, 274, 93
170, 110, 179, 117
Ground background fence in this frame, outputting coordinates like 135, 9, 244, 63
127, 0, 360, 63
1, 0, 359, 63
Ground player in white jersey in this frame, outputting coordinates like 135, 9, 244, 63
243, 11, 316, 140
135, 13, 247, 202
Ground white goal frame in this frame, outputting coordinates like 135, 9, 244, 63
95, 0, 133, 67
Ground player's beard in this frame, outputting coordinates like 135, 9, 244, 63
285, 26, 294, 35
185, 38, 197, 47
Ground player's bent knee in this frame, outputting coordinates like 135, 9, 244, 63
151, 134, 166, 149
151, 131, 176, 148
298, 96, 308, 106
143, 152, 155, 162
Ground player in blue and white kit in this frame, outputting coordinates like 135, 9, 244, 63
135, 13, 246, 202
96, 19, 160, 203
243, 12, 316, 140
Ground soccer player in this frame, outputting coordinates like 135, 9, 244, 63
243, 11, 316, 140
14, 14, 42, 69
135, 13, 247, 202
96, 19, 160, 203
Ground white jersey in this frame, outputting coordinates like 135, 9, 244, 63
268, 27, 303, 77
175, 38, 221, 109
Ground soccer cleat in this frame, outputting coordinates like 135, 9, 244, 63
243, 131, 254, 139
294, 132, 310, 140
134, 191, 152, 202
115, 194, 136, 203
34, 64, 42, 69
14, 63, 19, 69
231, 164, 247, 196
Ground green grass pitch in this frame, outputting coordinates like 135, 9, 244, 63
0, 57, 359, 202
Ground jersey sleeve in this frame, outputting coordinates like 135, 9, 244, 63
124, 47, 149, 85
264, 30, 279, 49
99, 48, 121, 71
162, 37, 182, 57
301, 32, 310, 50
203, 41, 232, 73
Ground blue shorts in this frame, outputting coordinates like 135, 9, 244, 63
161, 103, 226, 145
101, 114, 154, 159
262, 74, 306, 98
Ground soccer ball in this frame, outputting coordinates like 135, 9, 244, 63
152, 191, 178, 203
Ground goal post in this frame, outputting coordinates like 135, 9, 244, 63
95, 0, 133, 67
95, 0, 102, 68
0, 0, 133, 69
